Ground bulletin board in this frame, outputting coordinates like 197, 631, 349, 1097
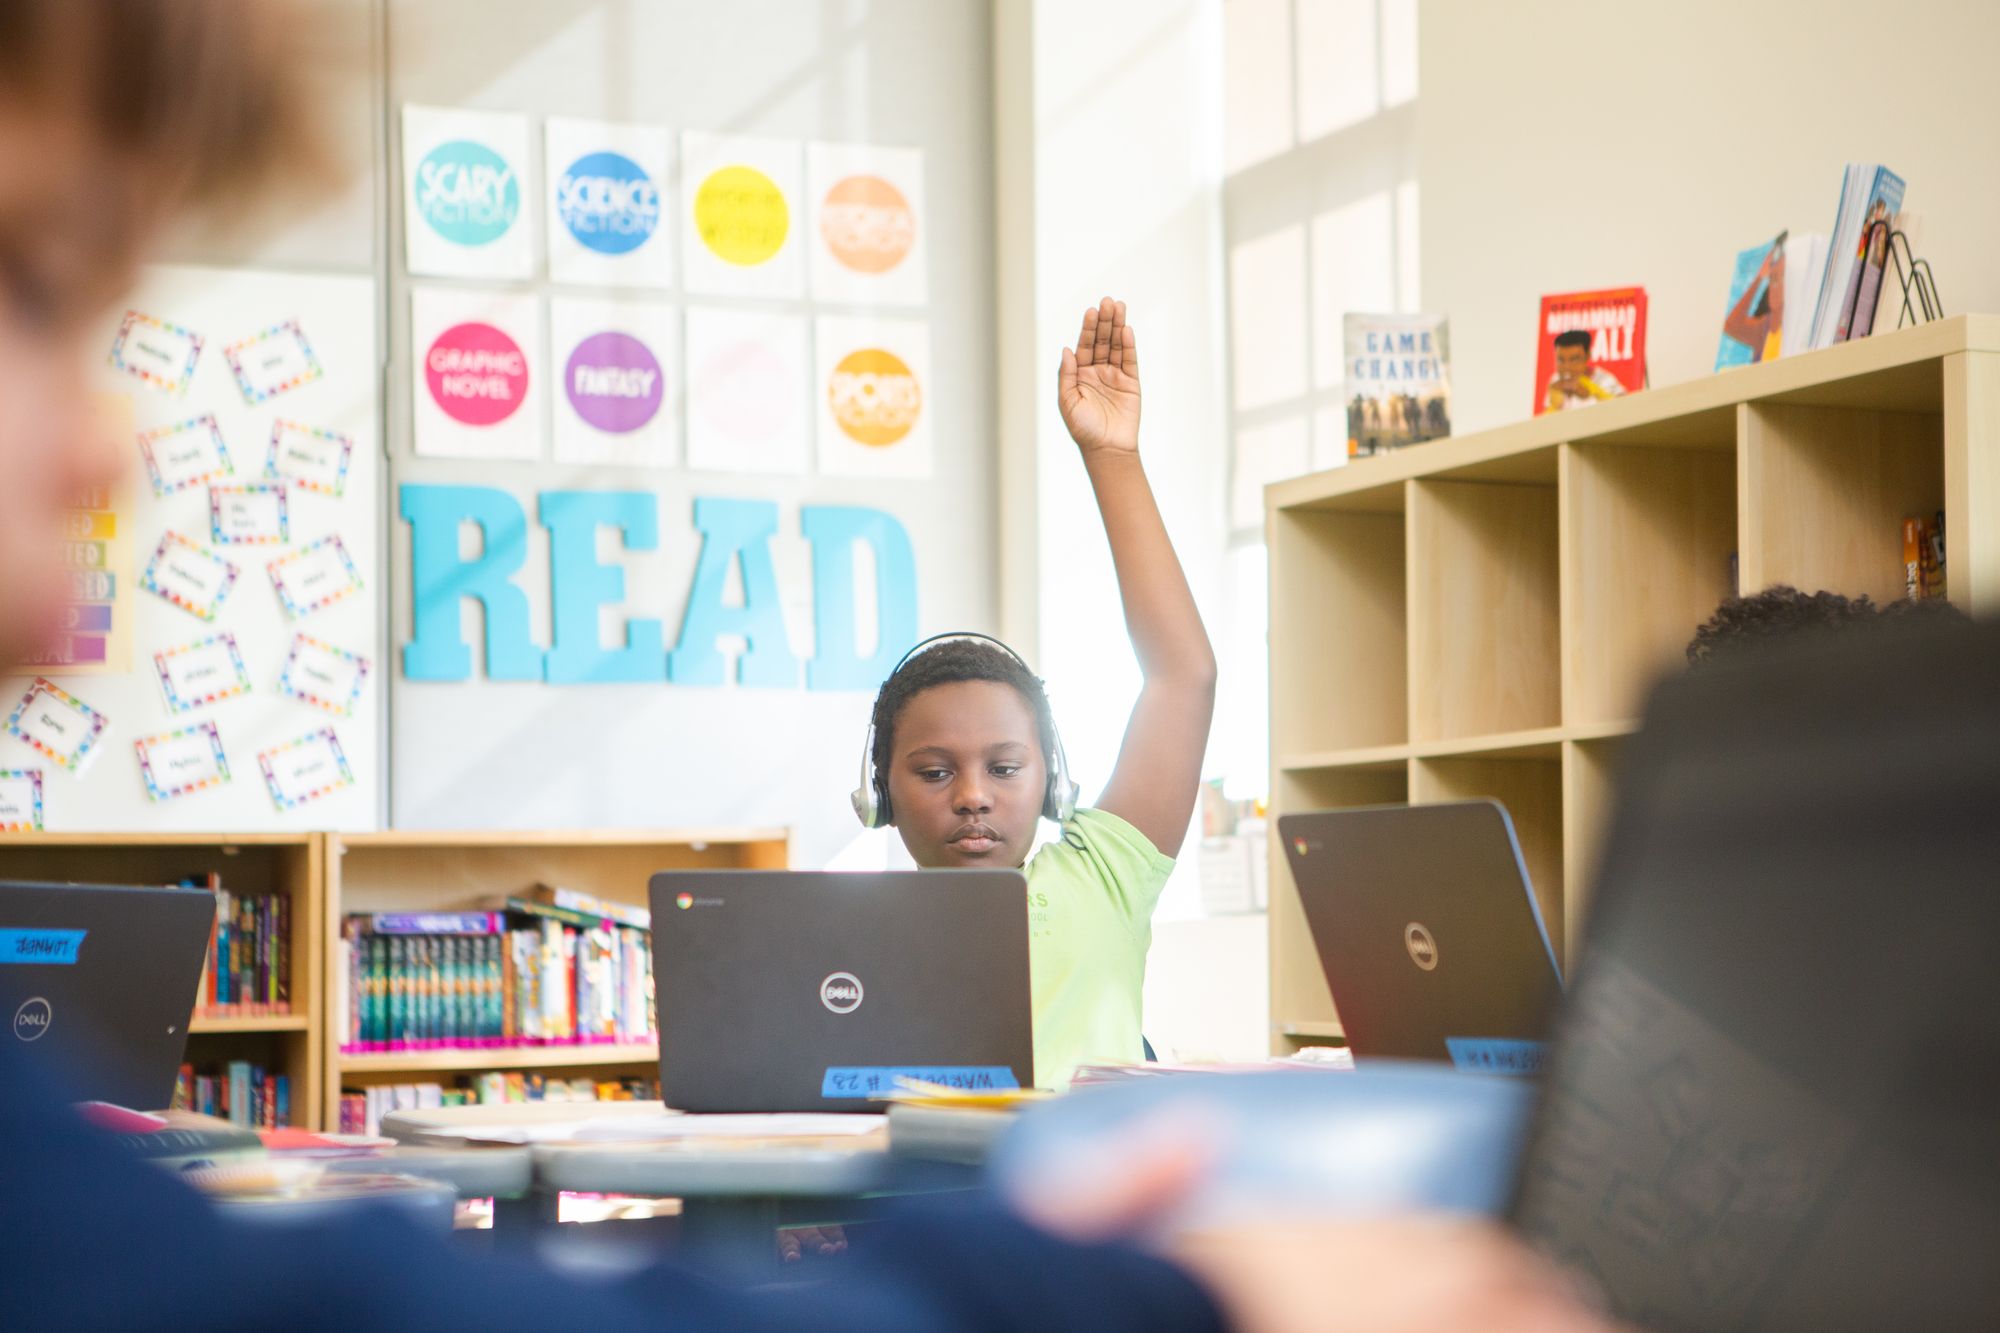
0, 265, 382, 832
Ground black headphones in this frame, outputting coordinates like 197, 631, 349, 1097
851, 632, 1079, 830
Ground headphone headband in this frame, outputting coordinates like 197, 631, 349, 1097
851, 632, 1079, 830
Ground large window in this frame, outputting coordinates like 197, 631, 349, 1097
1215, 0, 1418, 800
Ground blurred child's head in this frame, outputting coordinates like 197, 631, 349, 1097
0, 0, 313, 665
868, 638, 1059, 868
1687, 584, 1965, 670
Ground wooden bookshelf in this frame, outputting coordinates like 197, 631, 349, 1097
1266, 316, 2000, 1052
0, 832, 323, 1124
322, 828, 788, 1126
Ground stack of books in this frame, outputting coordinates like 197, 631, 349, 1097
336, 889, 655, 1054
188, 873, 292, 1019
171, 1061, 292, 1128
336, 1072, 658, 1136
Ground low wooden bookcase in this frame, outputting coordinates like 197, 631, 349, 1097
1265, 316, 2000, 1051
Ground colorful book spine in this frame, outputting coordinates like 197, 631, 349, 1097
190, 879, 293, 1019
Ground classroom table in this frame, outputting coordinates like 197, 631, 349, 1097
323, 1144, 534, 1211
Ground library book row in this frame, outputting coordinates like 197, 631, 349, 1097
172, 1061, 292, 1129
336, 913, 656, 1053
337, 1073, 659, 1138
190, 875, 294, 1020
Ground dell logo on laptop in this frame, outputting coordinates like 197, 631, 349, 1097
820, 972, 864, 1014
12, 996, 51, 1041
1404, 923, 1438, 971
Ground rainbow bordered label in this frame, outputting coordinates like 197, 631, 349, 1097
257, 727, 354, 809
265, 421, 354, 497
208, 481, 291, 546
108, 309, 203, 395
277, 634, 370, 716
139, 532, 240, 622
136, 416, 234, 496
5, 678, 109, 774
0, 770, 44, 832
224, 319, 325, 404
266, 535, 363, 620
154, 633, 252, 713
134, 722, 230, 802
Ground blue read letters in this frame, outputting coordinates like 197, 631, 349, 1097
400, 484, 918, 690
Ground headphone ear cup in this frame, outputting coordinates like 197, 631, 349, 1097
874, 774, 893, 828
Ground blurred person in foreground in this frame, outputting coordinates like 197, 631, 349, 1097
0, 4, 1621, 1331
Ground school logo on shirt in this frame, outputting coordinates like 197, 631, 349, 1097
1404, 922, 1438, 971
820, 971, 863, 1014
12, 996, 52, 1041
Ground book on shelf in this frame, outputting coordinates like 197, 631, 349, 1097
187, 872, 291, 1019
526, 882, 651, 930
1809, 162, 1906, 350
1534, 287, 1647, 415
171, 1060, 292, 1128
1343, 313, 1451, 458
337, 911, 654, 1054
338, 1072, 659, 1137
1903, 512, 1947, 601
1778, 233, 1830, 358
1716, 231, 1788, 370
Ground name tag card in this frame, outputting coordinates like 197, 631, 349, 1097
137, 416, 234, 496
0, 770, 44, 831
208, 482, 290, 545
5, 678, 109, 774
267, 535, 363, 619
258, 727, 354, 809
108, 309, 203, 395
225, 320, 324, 403
820, 1066, 1021, 1099
154, 633, 252, 713
140, 532, 240, 621
266, 421, 354, 496
135, 722, 230, 802
277, 634, 370, 716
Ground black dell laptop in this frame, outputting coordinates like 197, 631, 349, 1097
1509, 616, 2000, 1330
1278, 800, 1562, 1071
0, 880, 212, 1107
649, 870, 1035, 1111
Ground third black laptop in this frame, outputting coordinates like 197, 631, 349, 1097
649, 870, 1034, 1112
1278, 800, 1562, 1070
0, 880, 212, 1108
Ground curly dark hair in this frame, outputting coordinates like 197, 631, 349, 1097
1686, 585, 1966, 668
867, 638, 1057, 822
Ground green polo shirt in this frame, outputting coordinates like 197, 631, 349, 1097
1024, 806, 1176, 1087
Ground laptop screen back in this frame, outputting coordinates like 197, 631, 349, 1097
1509, 620, 2000, 1331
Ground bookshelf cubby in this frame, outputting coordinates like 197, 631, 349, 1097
1266, 316, 2000, 1051
0, 833, 323, 1122
321, 828, 788, 1127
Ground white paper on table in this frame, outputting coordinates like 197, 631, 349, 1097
444, 1112, 884, 1145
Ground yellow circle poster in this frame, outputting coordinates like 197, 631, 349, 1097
693, 165, 790, 267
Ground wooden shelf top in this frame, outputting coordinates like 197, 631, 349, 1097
1269, 315, 2000, 513
189, 1013, 311, 1034
339, 1043, 659, 1074
330, 829, 787, 851
0, 832, 314, 848
1280, 722, 1641, 772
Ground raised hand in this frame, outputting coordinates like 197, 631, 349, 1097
1058, 296, 1141, 455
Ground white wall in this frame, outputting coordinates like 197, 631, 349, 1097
1421, 0, 2000, 434
999, 0, 1270, 1060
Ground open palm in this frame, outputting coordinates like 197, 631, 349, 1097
1058, 296, 1141, 455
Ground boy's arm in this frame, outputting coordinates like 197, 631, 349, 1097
1057, 297, 1218, 856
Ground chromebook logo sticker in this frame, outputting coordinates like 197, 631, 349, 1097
12, 997, 51, 1042
694, 165, 789, 266
820, 175, 915, 274
675, 892, 694, 910
414, 140, 519, 247
557, 151, 660, 255
820, 972, 863, 1014
1404, 923, 1438, 971
828, 348, 921, 447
